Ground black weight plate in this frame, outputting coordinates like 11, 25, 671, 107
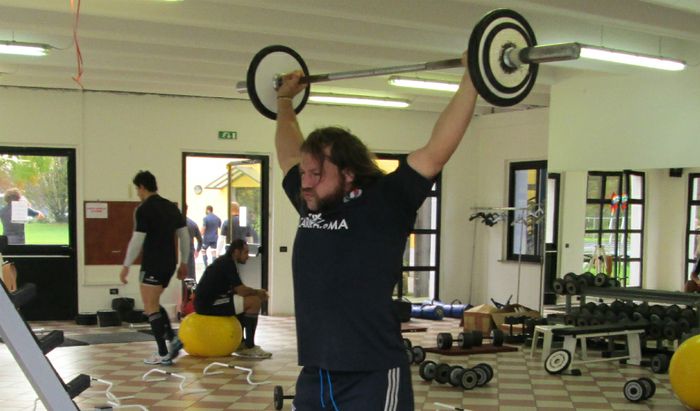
638, 377, 656, 399
419, 360, 437, 381
437, 332, 453, 350
402, 338, 412, 349
472, 330, 483, 347
545, 349, 571, 374
594, 273, 608, 287
434, 363, 452, 384
405, 347, 414, 364
448, 366, 465, 387
461, 369, 479, 390
650, 353, 669, 374
273, 385, 284, 410
565, 280, 580, 295
472, 366, 488, 386
467, 9, 538, 107
475, 363, 494, 383
458, 331, 474, 349
246, 45, 310, 120
552, 279, 566, 295
563, 272, 577, 282
491, 328, 504, 346
623, 380, 645, 402
412, 346, 426, 364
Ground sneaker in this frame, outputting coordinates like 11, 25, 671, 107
143, 352, 173, 366
233, 344, 272, 359
168, 335, 184, 361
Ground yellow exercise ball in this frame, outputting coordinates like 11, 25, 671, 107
178, 313, 242, 357
670, 334, 700, 409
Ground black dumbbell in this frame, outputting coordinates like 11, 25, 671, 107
650, 353, 670, 374
411, 345, 426, 364
666, 304, 682, 320
434, 363, 452, 384
610, 300, 625, 314
663, 320, 681, 341
552, 278, 567, 295
472, 363, 494, 386
490, 329, 505, 346
273, 386, 295, 410
623, 378, 656, 402
594, 272, 609, 287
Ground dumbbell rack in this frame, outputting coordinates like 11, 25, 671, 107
0, 280, 82, 410
566, 287, 700, 325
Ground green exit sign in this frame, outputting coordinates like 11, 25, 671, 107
218, 131, 237, 140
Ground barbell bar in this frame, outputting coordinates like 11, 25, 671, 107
237, 9, 583, 119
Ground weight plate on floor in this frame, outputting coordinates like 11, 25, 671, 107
467, 8, 538, 107
448, 366, 465, 387
650, 353, 670, 374
246, 45, 311, 120
475, 362, 494, 383
545, 349, 571, 374
472, 366, 488, 386
623, 379, 645, 402
434, 363, 452, 384
419, 360, 437, 381
461, 369, 479, 390
637, 377, 656, 399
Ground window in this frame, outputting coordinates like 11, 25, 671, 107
0, 149, 72, 247
506, 160, 547, 263
685, 173, 700, 279
376, 154, 441, 302
584, 171, 645, 286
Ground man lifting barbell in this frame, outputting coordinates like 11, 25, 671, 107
274, 51, 477, 410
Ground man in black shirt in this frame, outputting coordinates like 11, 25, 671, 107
275, 52, 477, 409
194, 239, 271, 358
119, 171, 190, 365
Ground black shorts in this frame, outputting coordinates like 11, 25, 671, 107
194, 294, 243, 316
139, 270, 173, 288
292, 363, 413, 411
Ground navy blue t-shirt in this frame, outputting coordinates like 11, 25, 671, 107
134, 194, 186, 275
283, 159, 432, 371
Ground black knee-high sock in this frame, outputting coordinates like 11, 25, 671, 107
237, 313, 259, 348
159, 306, 174, 340
148, 312, 168, 356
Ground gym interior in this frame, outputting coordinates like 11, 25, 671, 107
1, 1, 700, 410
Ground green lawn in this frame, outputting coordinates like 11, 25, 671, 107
24, 222, 69, 245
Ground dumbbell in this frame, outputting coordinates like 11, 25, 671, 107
273, 386, 295, 410
623, 378, 656, 402
650, 352, 670, 374
610, 300, 626, 314
552, 278, 567, 295
594, 272, 609, 287
662, 319, 682, 341
437, 330, 488, 350
447, 365, 479, 390
665, 304, 682, 320
410, 345, 426, 364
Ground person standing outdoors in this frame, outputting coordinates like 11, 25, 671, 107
200, 205, 221, 267
274, 51, 477, 409
119, 171, 190, 365
0, 188, 45, 245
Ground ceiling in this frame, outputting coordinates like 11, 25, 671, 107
1, 0, 700, 116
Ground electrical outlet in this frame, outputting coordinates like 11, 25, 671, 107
109, 288, 119, 295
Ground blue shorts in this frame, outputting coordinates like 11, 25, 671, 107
292, 363, 413, 411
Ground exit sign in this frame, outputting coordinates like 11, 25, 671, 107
218, 131, 237, 140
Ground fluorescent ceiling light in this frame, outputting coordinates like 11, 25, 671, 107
388, 77, 459, 92
309, 94, 410, 108
0, 41, 52, 56
579, 44, 685, 71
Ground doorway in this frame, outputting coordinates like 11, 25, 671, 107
182, 153, 269, 313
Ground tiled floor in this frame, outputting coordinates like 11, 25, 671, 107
0, 316, 688, 410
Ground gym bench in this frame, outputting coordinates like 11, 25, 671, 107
544, 323, 647, 375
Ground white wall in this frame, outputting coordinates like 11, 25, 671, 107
0, 86, 550, 316
548, 65, 700, 172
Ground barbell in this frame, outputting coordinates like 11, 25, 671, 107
237, 9, 582, 120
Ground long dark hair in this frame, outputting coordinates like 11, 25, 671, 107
301, 126, 384, 189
